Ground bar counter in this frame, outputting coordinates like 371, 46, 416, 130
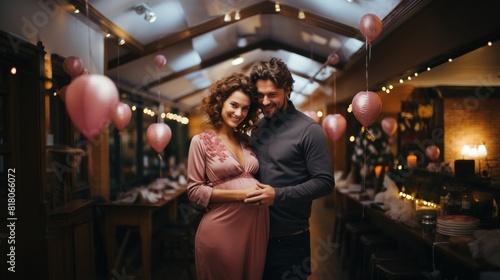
335, 187, 500, 280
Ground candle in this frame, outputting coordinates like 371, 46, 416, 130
375, 165, 383, 177
407, 154, 417, 168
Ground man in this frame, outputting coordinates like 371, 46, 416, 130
245, 57, 335, 280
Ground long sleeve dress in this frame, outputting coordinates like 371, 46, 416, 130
187, 131, 269, 280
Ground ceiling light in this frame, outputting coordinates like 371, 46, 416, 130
298, 10, 305, 19
231, 57, 244, 66
224, 12, 231, 22
73, 5, 80, 13
134, 3, 157, 23
237, 37, 248, 48
234, 10, 241, 20
144, 11, 157, 22
118, 38, 125, 45
275, 2, 281, 12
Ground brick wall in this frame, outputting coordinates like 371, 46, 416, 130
444, 96, 500, 177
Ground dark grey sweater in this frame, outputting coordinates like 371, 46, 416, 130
251, 101, 335, 237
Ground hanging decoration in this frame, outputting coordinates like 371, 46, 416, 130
65, 74, 119, 140
112, 102, 132, 131
328, 53, 339, 66
352, 91, 382, 128
358, 13, 383, 44
322, 114, 347, 142
63, 56, 84, 77
425, 145, 440, 161
304, 111, 320, 122
59, 85, 68, 103
146, 54, 173, 177
154, 54, 167, 68
381, 117, 398, 136
146, 123, 172, 154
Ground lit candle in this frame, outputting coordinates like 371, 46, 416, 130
375, 165, 383, 177
407, 154, 417, 168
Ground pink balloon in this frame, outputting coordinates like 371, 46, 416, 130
154, 54, 167, 68
425, 145, 440, 161
303, 111, 320, 122
63, 56, 84, 77
352, 91, 382, 128
112, 102, 132, 131
359, 13, 383, 43
322, 114, 347, 142
59, 85, 68, 103
328, 53, 339, 66
65, 74, 119, 140
381, 117, 398, 136
146, 123, 172, 154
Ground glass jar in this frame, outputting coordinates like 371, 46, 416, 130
421, 214, 436, 236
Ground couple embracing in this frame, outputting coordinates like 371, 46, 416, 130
187, 57, 335, 280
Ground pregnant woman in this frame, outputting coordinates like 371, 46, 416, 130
186, 72, 269, 280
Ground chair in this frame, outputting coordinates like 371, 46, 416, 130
341, 222, 379, 272
375, 261, 425, 280
370, 250, 412, 280
155, 202, 203, 280
359, 234, 397, 280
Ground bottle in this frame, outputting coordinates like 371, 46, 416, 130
440, 195, 448, 216
421, 214, 436, 236
460, 194, 472, 216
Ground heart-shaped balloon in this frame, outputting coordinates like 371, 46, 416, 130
59, 85, 68, 103
154, 54, 167, 68
425, 145, 440, 161
63, 56, 84, 77
112, 102, 132, 131
328, 53, 339, 66
359, 13, 383, 43
352, 91, 382, 128
65, 74, 119, 140
303, 111, 320, 122
322, 114, 347, 142
146, 123, 172, 154
381, 117, 398, 136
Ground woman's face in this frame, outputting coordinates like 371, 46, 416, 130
221, 90, 251, 129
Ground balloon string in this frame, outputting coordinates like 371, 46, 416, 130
362, 129, 367, 195
118, 131, 122, 193
85, 0, 92, 72
156, 67, 161, 124
158, 153, 163, 178
86, 141, 93, 186
365, 39, 369, 91
333, 70, 336, 115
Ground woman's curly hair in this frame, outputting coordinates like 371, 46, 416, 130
198, 72, 260, 143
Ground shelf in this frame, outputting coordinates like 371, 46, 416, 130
47, 146, 85, 155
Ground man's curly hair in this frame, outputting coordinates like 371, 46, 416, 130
198, 72, 259, 143
249, 57, 294, 95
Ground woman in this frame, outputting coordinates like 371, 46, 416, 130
186, 72, 269, 280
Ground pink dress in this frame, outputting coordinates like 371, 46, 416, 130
187, 131, 269, 280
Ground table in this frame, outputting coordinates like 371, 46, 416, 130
335, 187, 500, 280
100, 186, 187, 280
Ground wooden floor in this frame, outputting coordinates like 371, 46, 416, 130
107, 195, 348, 280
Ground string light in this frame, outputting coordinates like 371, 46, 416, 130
275, 2, 281, 12
298, 10, 305, 19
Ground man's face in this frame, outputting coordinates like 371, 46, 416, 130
255, 79, 290, 118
